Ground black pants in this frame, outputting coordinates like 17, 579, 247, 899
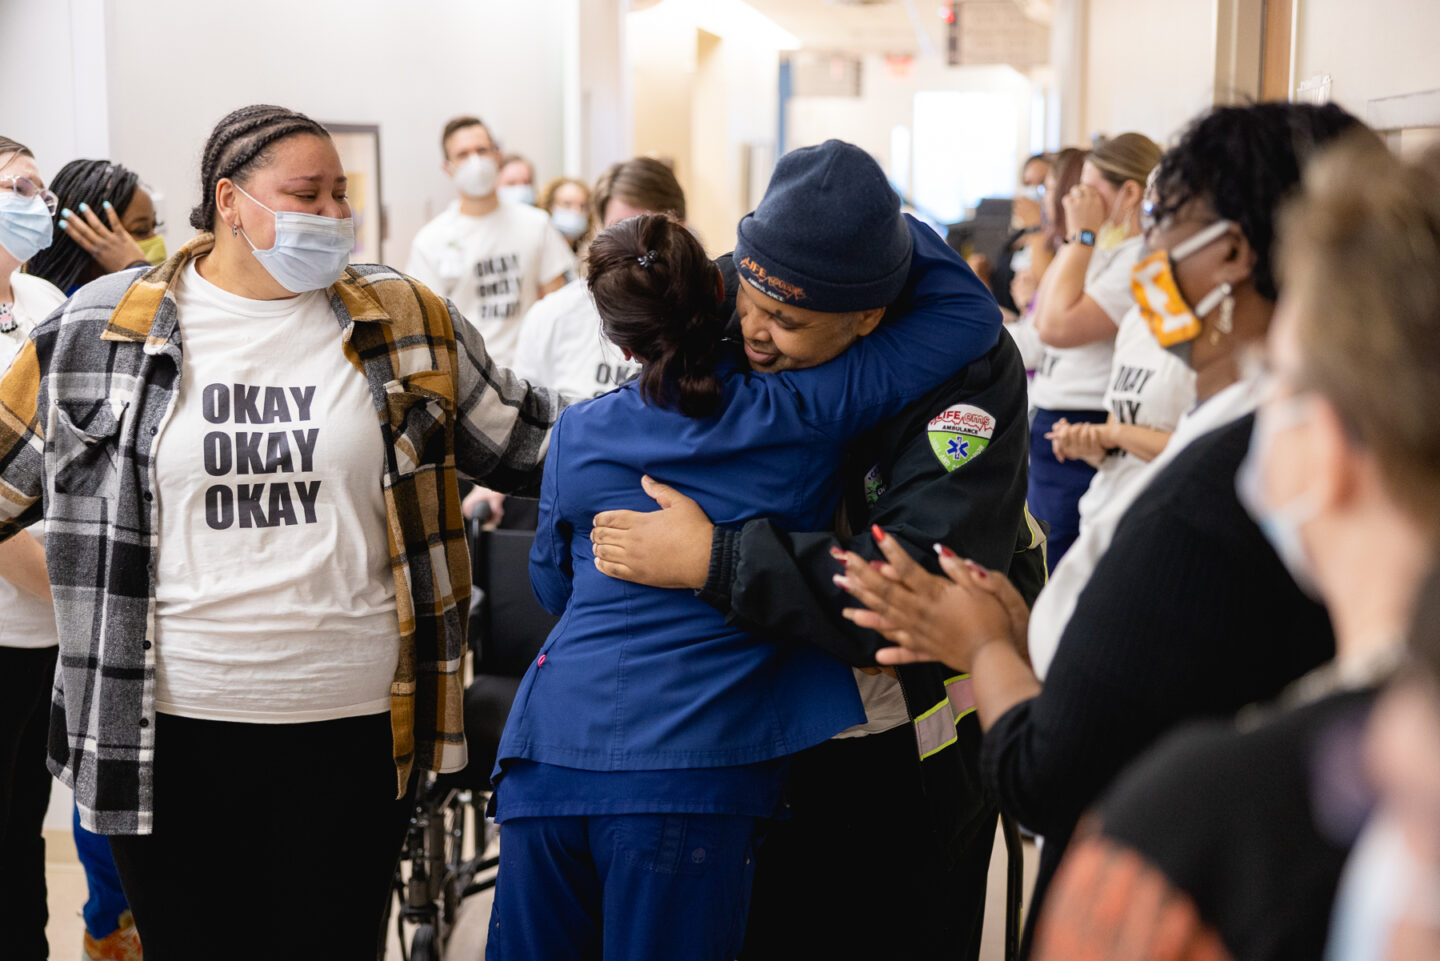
109, 712, 413, 961
0, 645, 59, 961
741, 723, 993, 961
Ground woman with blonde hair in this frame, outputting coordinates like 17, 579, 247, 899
1026, 132, 1161, 569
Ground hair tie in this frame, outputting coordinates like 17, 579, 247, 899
636, 250, 658, 270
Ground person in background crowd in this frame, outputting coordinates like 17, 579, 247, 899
1025, 133, 1438, 961
488, 141, 1006, 960
497, 152, 537, 206
0, 103, 564, 960
20, 155, 169, 961
1026, 133, 1160, 570
0, 134, 72, 961
539, 176, 593, 254
833, 102, 1367, 957
1006, 147, 1086, 375
1044, 176, 1197, 541
989, 152, 1051, 316
406, 116, 573, 367
26, 159, 165, 295
1331, 566, 1440, 961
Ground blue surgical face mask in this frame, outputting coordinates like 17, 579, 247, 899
0, 190, 55, 263
1236, 393, 1323, 598
497, 184, 536, 206
234, 184, 354, 294
550, 207, 588, 241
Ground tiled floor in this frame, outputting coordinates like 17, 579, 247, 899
46, 820, 1036, 960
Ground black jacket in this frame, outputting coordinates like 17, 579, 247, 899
702, 254, 1045, 854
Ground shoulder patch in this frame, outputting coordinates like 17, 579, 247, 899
926, 404, 996, 472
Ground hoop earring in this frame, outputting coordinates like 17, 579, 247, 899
1209, 283, 1235, 345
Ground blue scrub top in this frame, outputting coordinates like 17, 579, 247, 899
494, 217, 1001, 799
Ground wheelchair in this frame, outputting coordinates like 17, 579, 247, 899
387, 508, 558, 961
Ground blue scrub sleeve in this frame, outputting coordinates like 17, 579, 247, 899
528, 411, 574, 615
777, 215, 1001, 439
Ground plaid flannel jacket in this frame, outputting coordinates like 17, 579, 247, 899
0, 234, 562, 834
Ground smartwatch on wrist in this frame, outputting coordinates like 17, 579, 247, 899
1069, 229, 1096, 247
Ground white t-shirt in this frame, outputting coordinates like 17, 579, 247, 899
512, 278, 640, 400
0, 271, 66, 650
1028, 376, 1260, 679
405, 200, 575, 368
152, 260, 399, 723
1028, 236, 1143, 411
1074, 306, 1197, 530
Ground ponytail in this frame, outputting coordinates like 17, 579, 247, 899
587, 214, 725, 418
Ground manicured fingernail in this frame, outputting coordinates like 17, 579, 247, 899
829, 546, 845, 561
934, 543, 956, 559
832, 574, 851, 591
962, 559, 987, 578
870, 561, 885, 571
537, 654, 547, 666
103, 200, 113, 208
58, 220, 68, 228
61, 208, 72, 218
871, 524, 886, 543
79, 202, 89, 211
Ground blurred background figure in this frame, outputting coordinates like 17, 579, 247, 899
0, 133, 69, 961
406, 116, 573, 368
26, 159, 164, 295
539, 176, 593, 255
497, 152, 538, 206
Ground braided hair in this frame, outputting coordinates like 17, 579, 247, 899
587, 214, 725, 418
25, 159, 141, 293
1149, 102, 1364, 302
189, 105, 331, 232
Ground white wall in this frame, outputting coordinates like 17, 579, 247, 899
0, 0, 110, 176
628, 1, 783, 254
786, 57, 1035, 212
1080, 0, 1217, 144
1293, 0, 1440, 119
100, 0, 569, 266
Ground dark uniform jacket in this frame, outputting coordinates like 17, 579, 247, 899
701, 253, 1046, 858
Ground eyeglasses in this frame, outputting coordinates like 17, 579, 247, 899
0, 176, 60, 216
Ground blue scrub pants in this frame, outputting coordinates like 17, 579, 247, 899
74, 805, 130, 938
486, 812, 761, 961
1028, 407, 1109, 573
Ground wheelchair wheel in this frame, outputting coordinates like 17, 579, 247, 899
410, 922, 439, 961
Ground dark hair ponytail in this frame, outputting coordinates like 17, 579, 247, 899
587, 214, 725, 418
190, 104, 331, 232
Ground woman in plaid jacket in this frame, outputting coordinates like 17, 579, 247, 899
0, 104, 562, 959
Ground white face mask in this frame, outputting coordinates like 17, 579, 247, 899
550, 207, 588, 241
1235, 393, 1324, 598
453, 154, 498, 199
234, 184, 354, 294
497, 183, 536, 206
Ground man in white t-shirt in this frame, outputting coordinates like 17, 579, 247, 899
406, 116, 574, 368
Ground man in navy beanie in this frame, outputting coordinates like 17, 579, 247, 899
591, 139, 1044, 961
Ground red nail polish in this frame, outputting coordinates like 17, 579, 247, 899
829, 546, 846, 560
937, 544, 957, 559
538, 654, 547, 666
870, 560, 885, 571
871, 524, 886, 543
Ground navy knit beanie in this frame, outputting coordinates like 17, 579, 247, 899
733, 139, 912, 313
